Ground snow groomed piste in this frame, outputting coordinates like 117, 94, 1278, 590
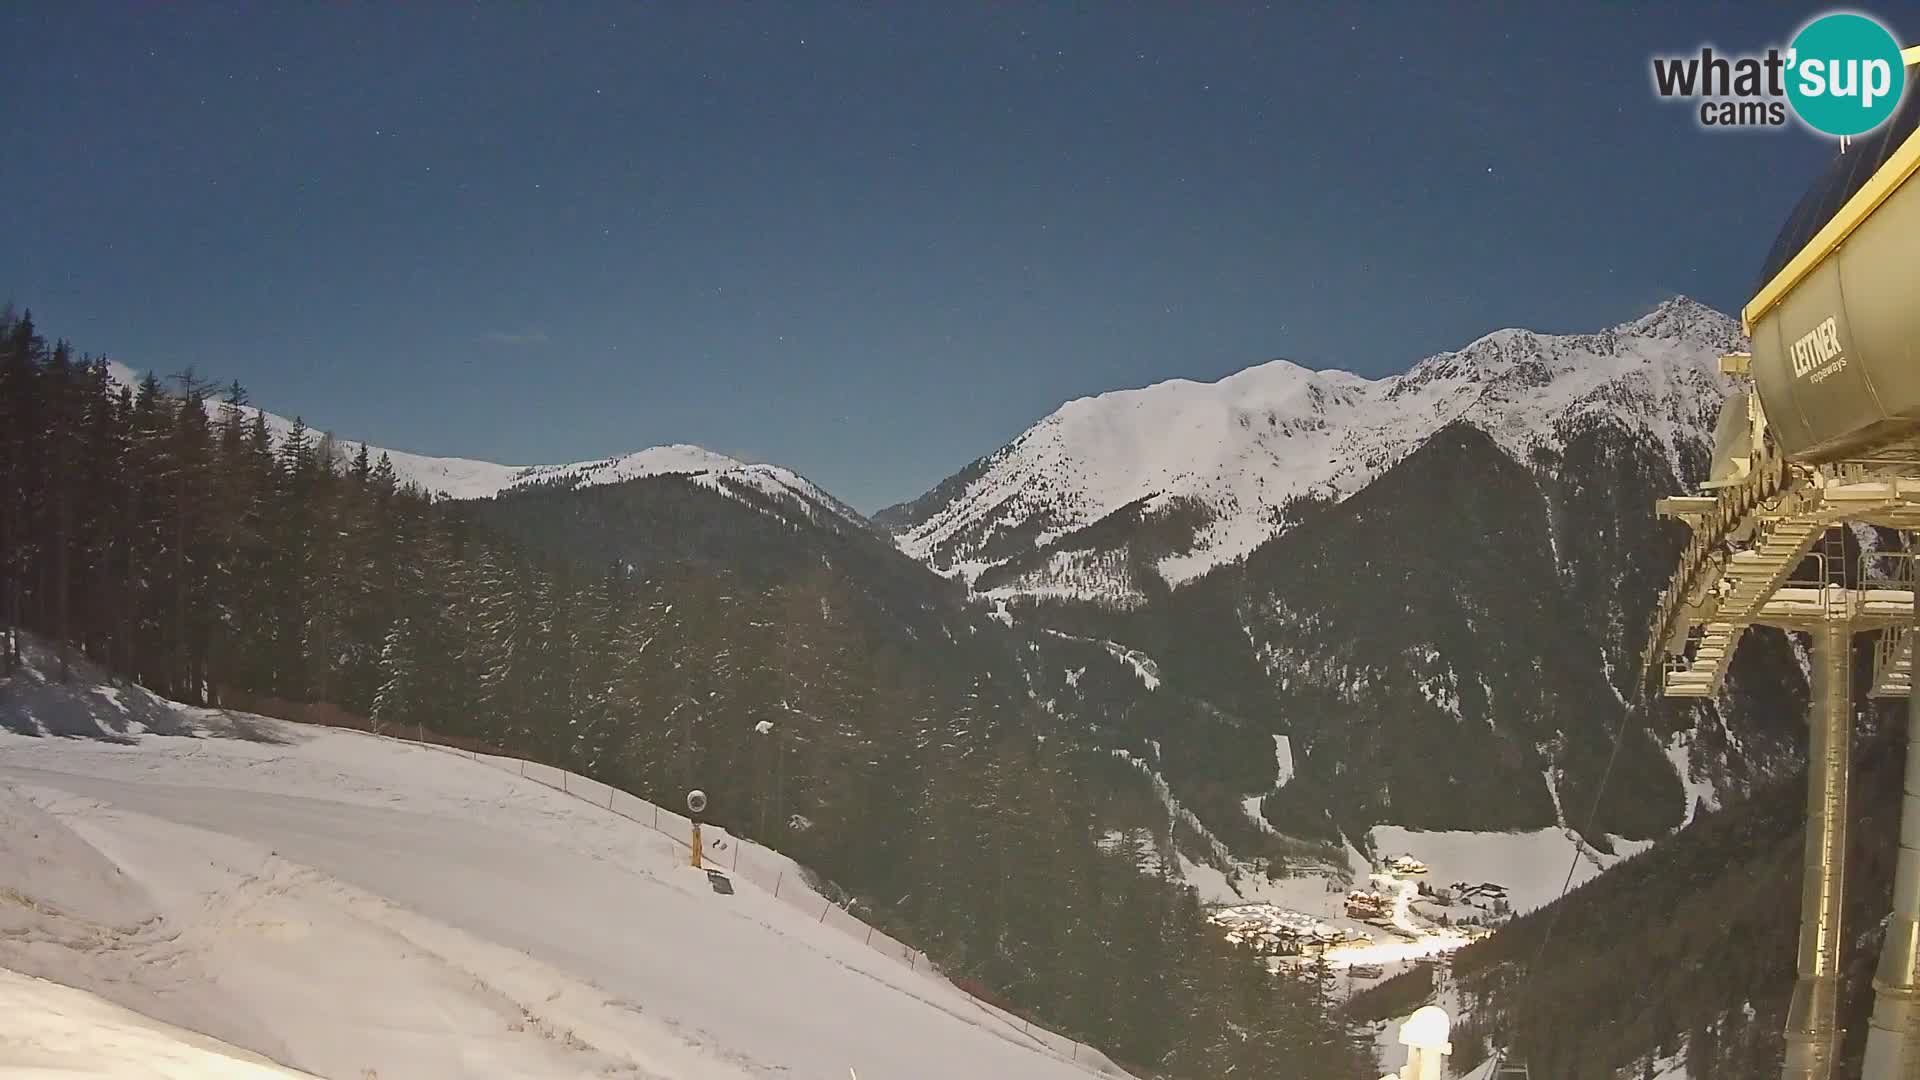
1642, 44, 1920, 1080
0, 637, 1133, 1079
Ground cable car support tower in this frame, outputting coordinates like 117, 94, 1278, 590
1645, 51, 1920, 1080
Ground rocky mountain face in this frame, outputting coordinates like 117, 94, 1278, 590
881, 297, 1745, 609
470, 296, 1841, 1075
885, 298, 1809, 864
369, 294, 1804, 912
1138, 417, 1807, 845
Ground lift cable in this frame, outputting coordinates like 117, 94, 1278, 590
1484, 693, 1644, 1075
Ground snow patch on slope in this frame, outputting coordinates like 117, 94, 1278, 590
1241, 795, 1277, 835
1367, 825, 1644, 915
1045, 630, 1161, 691
0, 967, 317, 1078
1667, 730, 1720, 830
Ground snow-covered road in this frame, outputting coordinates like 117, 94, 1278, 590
0, 724, 1108, 1080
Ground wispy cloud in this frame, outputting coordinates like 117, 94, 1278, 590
481, 329, 550, 346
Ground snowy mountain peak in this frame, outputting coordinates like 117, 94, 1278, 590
886, 297, 1739, 603
100, 363, 864, 527
1615, 294, 1745, 348
515, 444, 747, 486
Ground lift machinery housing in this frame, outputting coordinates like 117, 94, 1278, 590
1647, 48, 1920, 1080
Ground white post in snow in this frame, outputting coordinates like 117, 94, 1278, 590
1381, 1006, 1451, 1080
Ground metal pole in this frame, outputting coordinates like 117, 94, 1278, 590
1904, 982, 1920, 1078
1784, 620, 1853, 1080
681, 701, 693, 796
1865, 625, 1920, 1079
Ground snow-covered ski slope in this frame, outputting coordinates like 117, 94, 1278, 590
894, 296, 1741, 596
101, 362, 862, 526
0, 967, 319, 1078
0, 655, 1124, 1079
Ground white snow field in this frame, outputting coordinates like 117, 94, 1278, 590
0, 966, 318, 1078
1368, 825, 1629, 914
0, 660, 1123, 1078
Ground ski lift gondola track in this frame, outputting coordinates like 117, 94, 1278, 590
1482, 689, 1642, 1076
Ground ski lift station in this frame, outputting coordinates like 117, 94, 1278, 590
1643, 45, 1920, 1080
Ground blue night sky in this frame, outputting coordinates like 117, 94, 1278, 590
5, 3, 1915, 511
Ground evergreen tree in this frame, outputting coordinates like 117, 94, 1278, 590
370, 617, 414, 734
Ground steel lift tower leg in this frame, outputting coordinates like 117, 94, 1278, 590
1866, 624, 1920, 1080
1785, 622, 1855, 1080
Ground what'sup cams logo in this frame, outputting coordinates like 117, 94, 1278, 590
1652, 11, 1907, 136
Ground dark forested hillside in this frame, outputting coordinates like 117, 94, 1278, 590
1001, 416, 1811, 856
0, 308, 1376, 1080
469, 468, 963, 644
1414, 685, 1902, 1079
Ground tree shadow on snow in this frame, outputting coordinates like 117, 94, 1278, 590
0, 637, 291, 745
191, 708, 296, 745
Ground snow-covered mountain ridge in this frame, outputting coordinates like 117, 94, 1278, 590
883, 296, 1742, 601
103, 362, 861, 527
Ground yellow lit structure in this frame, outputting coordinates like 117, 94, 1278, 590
1645, 54, 1920, 1080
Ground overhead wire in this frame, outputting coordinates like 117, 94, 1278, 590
1483, 690, 1645, 1075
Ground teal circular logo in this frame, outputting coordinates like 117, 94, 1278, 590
1787, 13, 1907, 136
